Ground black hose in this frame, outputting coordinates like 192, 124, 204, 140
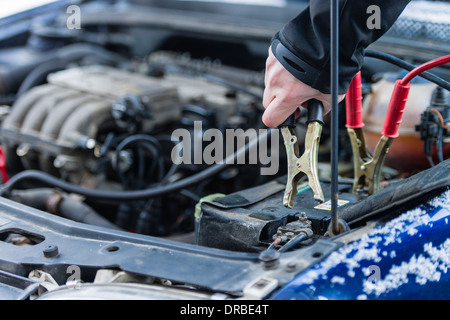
9, 188, 121, 230
0, 43, 126, 96
365, 50, 450, 91
136, 148, 145, 189
203, 74, 264, 99
16, 59, 66, 97
2, 129, 274, 202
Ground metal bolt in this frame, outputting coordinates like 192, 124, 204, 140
16, 144, 30, 157
85, 138, 96, 150
285, 262, 297, 272
285, 231, 295, 239
43, 245, 59, 258
299, 212, 308, 223
259, 249, 280, 270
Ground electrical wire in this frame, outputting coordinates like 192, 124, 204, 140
430, 108, 450, 131
278, 233, 308, 253
429, 108, 449, 165
387, 55, 450, 166
400, 55, 450, 164
400, 55, 450, 86
114, 134, 164, 189
364, 50, 450, 91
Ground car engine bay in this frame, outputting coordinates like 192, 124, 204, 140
0, 0, 448, 300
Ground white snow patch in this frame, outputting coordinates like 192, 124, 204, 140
296, 190, 450, 292
429, 189, 450, 208
362, 238, 450, 296
331, 276, 346, 285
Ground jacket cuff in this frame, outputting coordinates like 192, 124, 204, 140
271, 34, 353, 95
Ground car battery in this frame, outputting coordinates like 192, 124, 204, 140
197, 176, 356, 252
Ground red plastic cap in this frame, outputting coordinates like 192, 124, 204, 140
345, 72, 364, 129
0, 146, 8, 183
381, 80, 411, 138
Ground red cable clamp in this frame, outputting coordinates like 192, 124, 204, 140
381, 80, 410, 138
345, 71, 364, 129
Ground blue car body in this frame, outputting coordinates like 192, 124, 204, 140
271, 189, 450, 300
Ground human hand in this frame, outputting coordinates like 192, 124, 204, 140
262, 47, 345, 128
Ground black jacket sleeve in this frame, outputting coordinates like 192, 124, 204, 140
271, 0, 411, 94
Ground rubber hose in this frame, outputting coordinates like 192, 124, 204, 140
9, 188, 121, 230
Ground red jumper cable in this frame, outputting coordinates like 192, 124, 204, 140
346, 55, 450, 196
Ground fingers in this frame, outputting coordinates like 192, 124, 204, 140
263, 52, 306, 127
262, 47, 346, 127
263, 89, 340, 127
262, 97, 300, 128
262, 80, 274, 111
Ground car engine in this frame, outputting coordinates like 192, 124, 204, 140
0, 45, 273, 237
